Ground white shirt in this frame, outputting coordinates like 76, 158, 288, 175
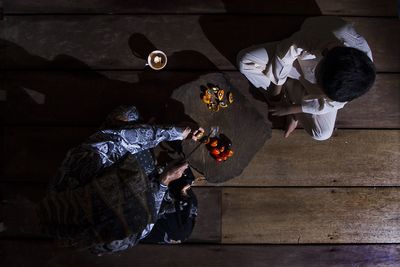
264, 16, 373, 115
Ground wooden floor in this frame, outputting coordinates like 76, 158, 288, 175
1, 1, 400, 266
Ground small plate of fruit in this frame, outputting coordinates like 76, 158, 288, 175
206, 134, 234, 162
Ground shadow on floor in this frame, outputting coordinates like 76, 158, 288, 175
1, 35, 217, 126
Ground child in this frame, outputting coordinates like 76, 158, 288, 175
237, 16, 375, 140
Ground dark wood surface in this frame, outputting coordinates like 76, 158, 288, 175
336, 74, 400, 128
199, 130, 400, 187
1, 0, 400, 264
169, 73, 271, 182
188, 188, 221, 243
1, 242, 400, 267
3, 0, 397, 16
1, 127, 94, 180
0, 183, 222, 243
222, 187, 400, 243
2, 128, 399, 186
2, 184, 400, 245
1, 16, 399, 72
2, 71, 399, 128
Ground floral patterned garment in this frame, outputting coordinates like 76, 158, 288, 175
47, 106, 185, 254
50, 105, 184, 192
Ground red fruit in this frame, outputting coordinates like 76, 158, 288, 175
209, 139, 218, 147
211, 148, 220, 156
219, 151, 228, 157
216, 157, 224, 162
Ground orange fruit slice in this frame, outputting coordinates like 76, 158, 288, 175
228, 92, 234, 104
219, 101, 228, 108
217, 89, 225, 101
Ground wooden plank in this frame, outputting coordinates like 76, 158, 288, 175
0, 183, 221, 243
222, 187, 400, 243
3, 0, 397, 16
2, 128, 399, 186
0, 127, 94, 181
1, 242, 400, 267
188, 187, 221, 243
196, 130, 400, 186
1, 16, 398, 72
343, 17, 400, 73
2, 71, 399, 128
0, 70, 212, 126
0, 15, 302, 71
336, 74, 400, 128
313, 0, 397, 16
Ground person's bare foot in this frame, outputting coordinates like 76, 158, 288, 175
284, 115, 298, 138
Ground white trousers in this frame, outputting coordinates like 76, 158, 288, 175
237, 43, 336, 141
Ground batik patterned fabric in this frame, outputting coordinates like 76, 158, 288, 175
91, 187, 199, 254
140, 190, 198, 245
49, 105, 184, 192
89, 185, 170, 255
38, 154, 156, 247
41, 105, 185, 253
89, 149, 169, 255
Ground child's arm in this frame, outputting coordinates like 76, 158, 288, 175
269, 103, 302, 116
301, 99, 346, 115
270, 98, 346, 117
263, 33, 307, 86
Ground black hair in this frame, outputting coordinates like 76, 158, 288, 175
318, 46, 376, 102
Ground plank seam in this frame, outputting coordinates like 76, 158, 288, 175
1, 237, 400, 246
2, 122, 400, 129
3, 181, 400, 188
2, 13, 398, 18
1, 68, 398, 74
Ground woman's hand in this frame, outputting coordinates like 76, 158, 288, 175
181, 127, 192, 139
181, 127, 205, 141
160, 162, 189, 186
191, 127, 205, 141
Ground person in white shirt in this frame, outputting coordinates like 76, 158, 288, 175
237, 16, 375, 140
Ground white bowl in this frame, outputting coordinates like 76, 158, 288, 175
147, 50, 168, 70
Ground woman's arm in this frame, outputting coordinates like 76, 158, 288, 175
115, 125, 190, 155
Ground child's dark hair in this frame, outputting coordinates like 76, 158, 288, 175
318, 46, 376, 102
